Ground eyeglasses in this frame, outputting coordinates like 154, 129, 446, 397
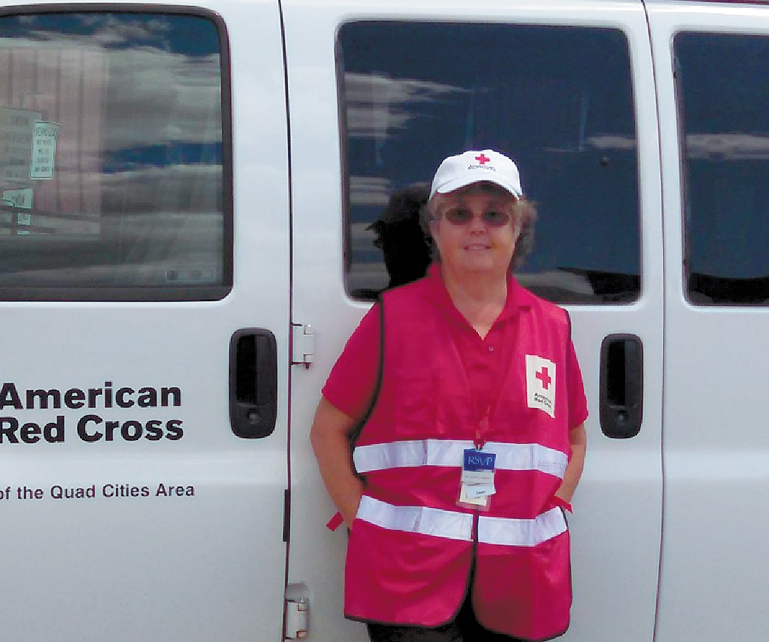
441, 208, 512, 228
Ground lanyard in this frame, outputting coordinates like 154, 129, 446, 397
475, 410, 490, 450
448, 311, 518, 450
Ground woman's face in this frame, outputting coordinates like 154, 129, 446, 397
429, 183, 520, 280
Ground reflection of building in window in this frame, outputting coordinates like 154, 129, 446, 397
0, 48, 105, 236
0, 107, 41, 183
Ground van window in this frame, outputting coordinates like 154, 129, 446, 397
676, 32, 769, 305
0, 10, 230, 301
338, 22, 639, 303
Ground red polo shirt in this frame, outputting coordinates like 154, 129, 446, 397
323, 264, 587, 428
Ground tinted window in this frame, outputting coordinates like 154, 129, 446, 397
338, 22, 639, 303
676, 32, 769, 305
0, 11, 230, 300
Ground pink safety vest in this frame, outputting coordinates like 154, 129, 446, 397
345, 276, 574, 641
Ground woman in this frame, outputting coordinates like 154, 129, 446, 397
311, 149, 588, 642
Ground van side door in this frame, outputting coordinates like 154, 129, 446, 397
0, 3, 289, 640
647, 2, 769, 640
285, 1, 663, 641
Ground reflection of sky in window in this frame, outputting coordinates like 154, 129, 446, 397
0, 13, 218, 55
99, 36, 224, 213
103, 143, 222, 173
340, 22, 639, 279
678, 32, 769, 280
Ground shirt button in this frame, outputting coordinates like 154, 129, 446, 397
488, 346, 494, 352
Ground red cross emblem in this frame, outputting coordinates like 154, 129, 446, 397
536, 366, 552, 390
475, 153, 490, 165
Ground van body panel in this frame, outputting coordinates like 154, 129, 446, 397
647, 2, 769, 640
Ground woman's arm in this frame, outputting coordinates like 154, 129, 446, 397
554, 422, 587, 505
310, 396, 364, 529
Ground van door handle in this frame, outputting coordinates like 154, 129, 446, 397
600, 333, 643, 438
229, 329, 278, 438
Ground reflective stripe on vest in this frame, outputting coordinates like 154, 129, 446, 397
478, 507, 566, 547
357, 495, 567, 547
354, 438, 568, 479
357, 495, 474, 541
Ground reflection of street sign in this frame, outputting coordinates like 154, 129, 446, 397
16, 211, 31, 235
0, 107, 43, 183
1, 198, 33, 235
30, 122, 60, 180
2, 188, 33, 209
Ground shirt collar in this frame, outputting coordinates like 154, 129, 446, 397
423, 262, 529, 323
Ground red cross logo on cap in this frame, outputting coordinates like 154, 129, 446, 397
536, 366, 552, 390
475, 153, 491, 165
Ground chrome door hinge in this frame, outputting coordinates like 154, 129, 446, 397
291, 324, 315, 368
284, 584, 310, 639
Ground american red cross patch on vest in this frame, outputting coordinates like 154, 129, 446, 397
525, 355, 556, 418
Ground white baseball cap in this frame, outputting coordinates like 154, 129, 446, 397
429, 149, 523, 200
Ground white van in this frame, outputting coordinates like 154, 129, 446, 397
1, 0, 768, 640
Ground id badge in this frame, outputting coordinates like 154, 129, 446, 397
459, 448, 496, 508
